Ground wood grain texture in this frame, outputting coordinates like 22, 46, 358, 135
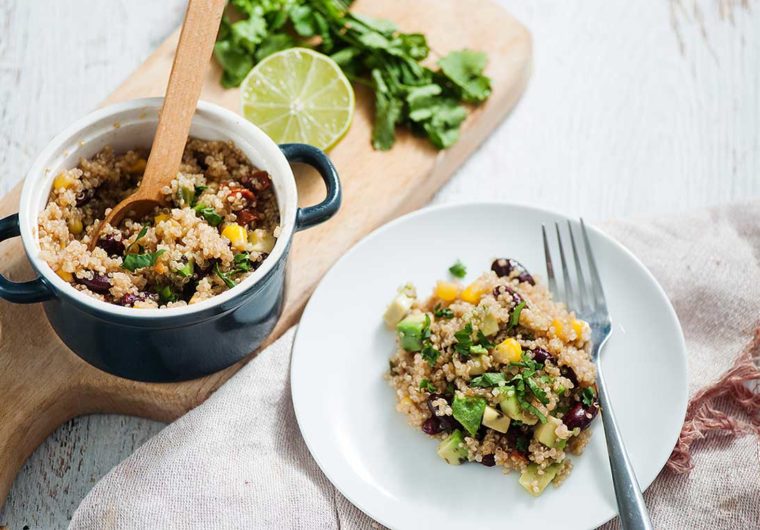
0, 0, 531, 527
1, 0, 759, 528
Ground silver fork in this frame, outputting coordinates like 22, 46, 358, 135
542, 220, 653, 530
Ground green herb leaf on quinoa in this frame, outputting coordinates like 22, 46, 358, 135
476, 330, 494, 349
157, 284, 178, 305
509, 300, 526, 330
421, 342, 440, 366
469, 344, 488, 356
433, 304, 454, 319
191, 185, 207, 207
125, 225, 149, 254
234, 252, 253, 272
214, 262, 236, 289
419, 379, 436, 392
525, 376, 549, 405
470, 372, 506, 388
454, 322, 474, 358
193, 204, 223, 227
451, 394, 486, 436
122, 249, 166, 272
448, 260, 466, 278
175, 259, 194, 278
581, 386, 597, 408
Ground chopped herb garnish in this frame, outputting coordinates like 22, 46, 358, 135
178, 186, 195, 207
176, 259, 194, 278
470, 372, 506, 388
515, 435, 529, 453
581, 387, 597, 408
448, 260, 466, 278
476, 330, 494, 349
122, 249, 166, 272
421, 342, 440, 366
469, 344, 488, 356
234, 252, 253, 272
193, 203, 223, 227
525, 376, 549, 405
125, 225, 149, 254
419, 379, 436, 392
191, 185, 207, 207
509, 300, 526, 330
214, 262, 236, 289
433, 304, 454, 319
157, 284, 177, 304
454, 322, 474, 358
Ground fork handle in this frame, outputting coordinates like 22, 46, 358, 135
597, 365, 654, 530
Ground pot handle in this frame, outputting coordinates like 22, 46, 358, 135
0, 213, 54, 303
280, 143, 342, 232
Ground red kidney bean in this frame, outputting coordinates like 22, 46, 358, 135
480, 454, 496, 467
118, 292, 146, 307
492, 284, 523, 305
563, 402, 599, 431
236, 208, 259, 226
241, 170, 272, 192
96, 235, 125, 257
530, 348, 552, 364
77, 274, 111, 294
491, 258, 535, 285
75, 188, 95, 207
422, 417, 443, 435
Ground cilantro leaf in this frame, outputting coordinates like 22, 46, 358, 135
448, 260, 466, 278
214, 262, 236, 289
419, 379, 436, 392
454, 322, 474, 358
452, 395, 486, 436
581, 387, 597, 408
509, 301, 526, 330
122, 249, 166, 272
421, 342, 440, 366
470, 372, 506, 388
193, 204, 223, 227
438, 50, 492, 103
433, 304, 453, 319
234, 252, 253, 272
526, 377, 549, 405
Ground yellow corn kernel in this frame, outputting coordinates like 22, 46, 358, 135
434, 281, 459, 302
56, 268, 73, 282
551, 319, 567, 341
222, 223, 248, 250
460, 282, 486, 304
248, 228, 276, 253
67, 218, 83, 235
126, 158, 147, 174
154, 213, 170, 224
494, 338, 522, 364
571, 319, 587, 340
53, 172, 75, 190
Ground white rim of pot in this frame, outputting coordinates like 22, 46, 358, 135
18, 98, 298, 319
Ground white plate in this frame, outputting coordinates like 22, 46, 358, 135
291, 203, 687, 530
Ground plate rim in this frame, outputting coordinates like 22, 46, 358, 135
291, 200, 688, 529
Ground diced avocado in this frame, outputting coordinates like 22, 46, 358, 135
534, 416, 561, 448
469, 344, 488, 356
384, 292, 415, 328
396, 313, 426, 352
437, 429, 469, 465
482, 405, 510, 433
519, 463, 562, 496
498, 386, 538, 425
451, 395, 486, 436
480, 311, 500, 337
467, 357, 487, 376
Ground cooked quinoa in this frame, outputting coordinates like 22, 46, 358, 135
384, 258, 599, 496
37, 138, 280, 308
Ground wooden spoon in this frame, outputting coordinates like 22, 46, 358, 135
88, 0, 226, 249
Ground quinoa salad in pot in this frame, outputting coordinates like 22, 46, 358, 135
37, 138, 280, 308
384, 258, 600, 496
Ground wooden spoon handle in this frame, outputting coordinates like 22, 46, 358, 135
140, 0, 226, 195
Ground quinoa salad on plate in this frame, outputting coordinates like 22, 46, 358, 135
37, 138, 280, 308
385, 258, 600, 496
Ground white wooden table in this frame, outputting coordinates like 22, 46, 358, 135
1, 0, 757, 528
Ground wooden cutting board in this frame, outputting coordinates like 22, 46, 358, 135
0, 0, 530, 506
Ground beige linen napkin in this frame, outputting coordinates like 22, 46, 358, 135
69, 201, 760, 530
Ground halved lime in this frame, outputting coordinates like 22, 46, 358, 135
240, 48, 355, 151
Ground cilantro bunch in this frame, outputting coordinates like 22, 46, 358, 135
214, 0, 492, 150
